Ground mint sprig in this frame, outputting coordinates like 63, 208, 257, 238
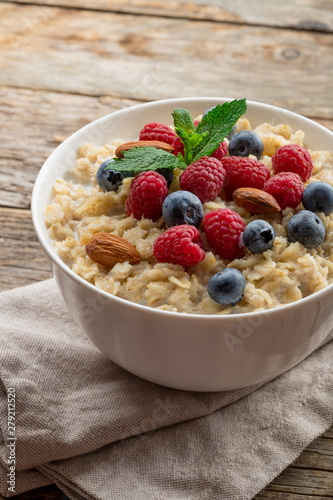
193, 99, 247, 160
109, 147, 185, 175
107, 99, 247, 176
172, 99, 247, 164
172, 108, 196, 138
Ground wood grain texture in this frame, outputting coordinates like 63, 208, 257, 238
0, 208, 52, 290
0, 3, 332, 117
1, 0, 333, 32
0, 87, 140, 208
256, 493, 332, 500
9, 484, 63, 499
0, 86, 332, 211
1, 87, 333, 212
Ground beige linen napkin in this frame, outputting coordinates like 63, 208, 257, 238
0, 279, 332, 499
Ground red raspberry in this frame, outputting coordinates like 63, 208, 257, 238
173, 136, 184, 157
272, 144, 313, 182
221, 156, 270, 199
126, 171, 168, 221
263, 172, 304, 210
179, 156, 226, 203
153, 225, 205, 267
211, 141, 228, 161
139, 122, 176, 146
204, 209, 245, 260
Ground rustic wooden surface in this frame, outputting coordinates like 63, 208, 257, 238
0, 1, 332, 498
2, 0, 333, 32
0, 3, 333, 117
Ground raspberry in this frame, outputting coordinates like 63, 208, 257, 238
153, 225, 205, 267
173, 136, 184, 157
204, 209, 245, 260
221, 156, 270, 199
272, 144, 313, 182
180, 156, 226, 203
211, 141, 228, 161
139, 122, 176, 146
263, 172, 304, 210
126, 171, 168, 221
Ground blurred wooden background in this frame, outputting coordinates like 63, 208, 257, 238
0, 1, 332, 498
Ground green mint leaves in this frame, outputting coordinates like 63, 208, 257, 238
106, 99, 247, 176
112, 147, 183, 174
172, 108, 196, 138
193, 99, 247, 160
172, 107, 205, 165
173, 99, 247, 164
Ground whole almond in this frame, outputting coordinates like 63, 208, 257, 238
115, 140, 174, 158
233, 187, 281, 214
86, 232, 140, 268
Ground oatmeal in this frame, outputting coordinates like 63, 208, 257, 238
45, 110, 333, 315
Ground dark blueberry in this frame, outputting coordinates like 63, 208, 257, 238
242, 220, 275, 254
162, 191, 203, 228
157, 168, 174, 188
287, 210, 325, 249
96, 158, 134, 192
228, 130, 264, 160
207, 268, 246, 306
302, 182, 333, 216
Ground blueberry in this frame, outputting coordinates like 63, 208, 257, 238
228, 130, 264, 160
302, 182, 333, 216
288, 210, 325, 249
242, 220, 275, 253
157, 168, 174, 188
96, 158, 134, 192
162, 191, 203, 228
207, 268, 246, 306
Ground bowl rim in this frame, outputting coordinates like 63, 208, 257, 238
31, 96, 333, 321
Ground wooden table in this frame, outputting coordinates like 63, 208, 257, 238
1, 1, 333, 498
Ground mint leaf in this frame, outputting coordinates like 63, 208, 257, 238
193, 99, 247, 160
108, 147, 185, 174
172, 108, 195, 137
182, 132, 205, 164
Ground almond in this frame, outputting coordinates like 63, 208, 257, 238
86, 232, 140, 268
115, 140, 174, 158
232, 187, 281, 214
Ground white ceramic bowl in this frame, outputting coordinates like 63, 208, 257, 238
32, 98, 333, 392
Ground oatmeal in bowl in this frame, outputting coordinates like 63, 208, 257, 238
32, 98, 333, 391
45, 99, 333, 316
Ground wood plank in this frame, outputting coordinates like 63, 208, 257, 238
256, 492, 332, 500
0, 87, 140, 209
322, 427, 333, 439
305, 437, 333, 456
0, 87, 332, 211
0, 3, 333, 118
292, 449, 333, 471
9, 484, 63, 499
262, 468, 333, 495
0, 207, 52, 291
1, 0, 333, 33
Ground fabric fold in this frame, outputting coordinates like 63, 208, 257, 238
0, 279, 332, 499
